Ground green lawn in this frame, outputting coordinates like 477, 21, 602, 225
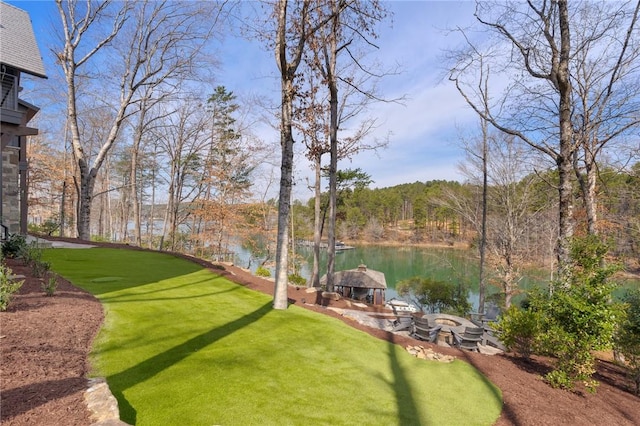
44, 248, 502, 425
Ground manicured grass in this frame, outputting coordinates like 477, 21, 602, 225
44, 248, 502, 425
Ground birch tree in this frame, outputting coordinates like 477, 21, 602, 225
54, 0, 219, 240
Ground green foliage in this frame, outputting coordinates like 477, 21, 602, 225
32, 259, 51, 278
492, 305, 542, 359
529, 236, 622, 392
493, 236, 624, 392
255, 265, 271, 278
397, 276, 471, 315
1, 234, 27, 258
28, 217, 60, 236
0, 264, 23, 311
19, 241, 41, 265
19, 243, 51, 278
614, 289, 640, 395
42, 274, 58, 297
288, 273, 306, 286
91, 234, 112, 243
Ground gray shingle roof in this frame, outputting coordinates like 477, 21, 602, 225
320, 266, 387, 289
0, 2, 47, 78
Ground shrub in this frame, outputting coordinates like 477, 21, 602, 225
288, 273, 306, 286
492, 305, 542, 359
1, 234, 27, 259
32, 259, 51, 278
28, 217, 60, 236
534, 236, 623, 392
614, 289, 640, 395
0, 264, 23, 311
20, 241, 43, 267
42, 274, 58, 297
255, 266, 271, 278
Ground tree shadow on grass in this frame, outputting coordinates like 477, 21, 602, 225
386, 334, 424, 425
106, 301, 273, 424
98, 279, 242, 304
387, 344, 422, 425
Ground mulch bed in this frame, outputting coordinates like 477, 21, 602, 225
1, 237, 639, 425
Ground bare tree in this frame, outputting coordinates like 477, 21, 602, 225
300, 0, 390, 291
450, 132, 547, 308
570, 0, 640, 235
450, 0, 640, 280
54, 0, 219, 240
271, 0, 337, 309
486, 136, 545, 308
296, 52, 387, 288
152, 98, 209, 251
450, 0, 576, 277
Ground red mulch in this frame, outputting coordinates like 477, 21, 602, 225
1, 238, 639, 425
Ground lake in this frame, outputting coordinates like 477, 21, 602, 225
234, 243, 639, 309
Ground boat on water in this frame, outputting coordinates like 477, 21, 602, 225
335, 241, 355, 250
385, 298, 419, 313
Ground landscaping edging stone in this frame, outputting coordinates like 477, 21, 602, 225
85, 378, 130, 426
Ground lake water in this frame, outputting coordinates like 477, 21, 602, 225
234, 244, 639, 309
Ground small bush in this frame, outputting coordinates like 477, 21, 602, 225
32, 259, 51, 278
531, 236, 623, 392
288, 273, 306, 286
20, 242, 43, 267
1, 234, 27, 259
614, 289, 640, 395
255, 266, 271, 278
42, 274, 58, 297
492, 306, 542, 359
28, 217, 60, 236
0, 264, 23, 311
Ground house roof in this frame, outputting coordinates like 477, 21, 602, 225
320, 265, 387, 290
0, 2, 47, 78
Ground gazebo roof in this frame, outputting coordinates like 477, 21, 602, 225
320, 265, 387, 290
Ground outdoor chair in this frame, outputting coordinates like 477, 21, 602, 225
389, 304, 415, 332
452, 326, 484, 351
470, 305, 501, 331
411, 316, 442, 342
391, 315, 413, 332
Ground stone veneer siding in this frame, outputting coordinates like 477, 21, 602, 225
1, 147, 20, 235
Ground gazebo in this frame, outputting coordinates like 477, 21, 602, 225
320, 264, 387, 305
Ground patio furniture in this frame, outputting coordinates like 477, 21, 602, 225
452, 326, 484, 351
411, 316, 442, 342
470, 305, 501, 331
391, 315, 414, 332
389, 303, 415, 332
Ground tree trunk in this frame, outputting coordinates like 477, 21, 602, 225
76, 167, 96, 240
310, 153, 322, 288
130, 104, 147, 247
273, 76, 295, 310
575, 145, 598, 236
555, 0, 575, 279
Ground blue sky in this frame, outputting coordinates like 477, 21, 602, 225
6, 0, 481, 200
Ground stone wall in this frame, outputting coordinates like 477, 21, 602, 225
1, 147, 20, 234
